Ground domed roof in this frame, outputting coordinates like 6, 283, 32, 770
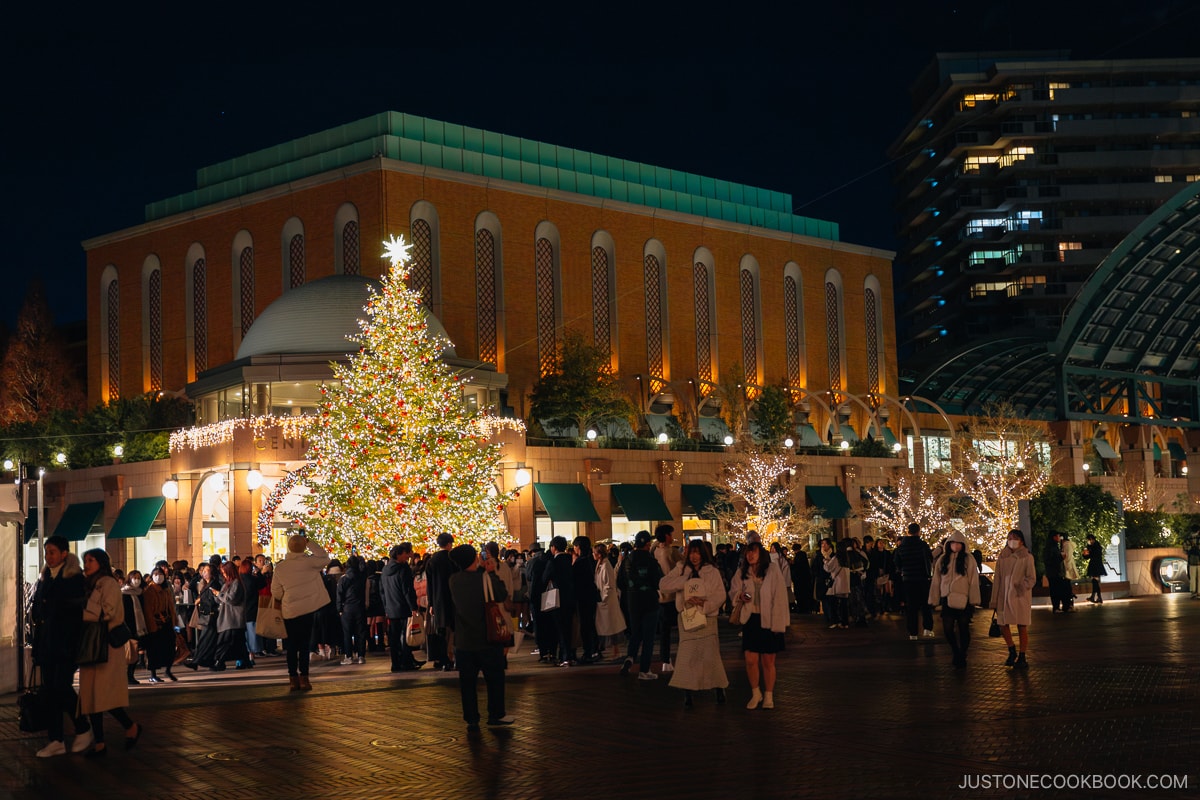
236, 274, 455, 359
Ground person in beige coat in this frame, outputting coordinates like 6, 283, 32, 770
592, 544, 625, 659
659, 540, 728, 707
989, 530, 1036, 669
78, 548, 142, 756
272, 534, 332, 691
927, 530, 981, 668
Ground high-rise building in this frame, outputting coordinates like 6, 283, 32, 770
891, 52, 1200, 387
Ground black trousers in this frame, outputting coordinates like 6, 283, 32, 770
903, 579, 934, 635
455, 647, 506, 725
532, 607, 557, 657
41, 660, 87, 742
553, 604, 576, 662
340, 607, 367, 658
283, 612, 316, 676
576, 600, 598, 658
658, 601, 677, 662
1049, 576, 1071, 610
388, 616, 420, 669
940, 605, 972, 657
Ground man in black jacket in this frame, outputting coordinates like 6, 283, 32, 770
381, 543, 424, 671
32, 535, 93, 757
542, 535, 577, 665
336, 556, 368, 665
893, 523, 935, 640
619, 530, 663, 680
525, 543, 557, 661
1044, 531, 1069, 613
448, 545, 513, 730
425, 533, 459, 671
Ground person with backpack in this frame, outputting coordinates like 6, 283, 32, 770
893, 523, 936, 640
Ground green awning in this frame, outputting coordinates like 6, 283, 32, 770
805, 485, 852, 519
644, 413, 672, 438
1093, 438, 1120, 460
681, 484, 721, 520
839, 425, 859, 444
52, 502, 105, 542
533, 483, 601, 522
881, 427, 899, 448
1168, 442, 1187, 461
611, 484, 673, 522
107, 497, 166, 540
796, 423, 823, 448
1153, 443, 1162, 460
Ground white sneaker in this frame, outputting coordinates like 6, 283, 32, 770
923, 629, 937, 638
36, 740, 67, 758
340, 657, 354, 665
637, 671, 659, 681
661, 662, 674, 673
908, 635, 918, 641
69, 729, 94, 753
355, 656, 365, 665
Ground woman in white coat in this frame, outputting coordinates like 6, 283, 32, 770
271, 534, 332, 691
729, 541, 789, 710
927, 530, 981, 668
593, 543, 625, 660
659, 540, 728, 707
78, 549, 142, 756
989, 529, 1036, 669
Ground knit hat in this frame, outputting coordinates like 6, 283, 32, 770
450, 544, 477, 571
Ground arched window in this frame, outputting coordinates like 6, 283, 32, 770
142, 256, 163, 393
231, 229, 254, 345
783, 262, 805, 387
239, 246, 255, 337
693, 248, 717, 385
591, 231, 616, 367
475, 212, 503, 368
864, 276, 885, 394
409, 201, 440, 310
334, 203, 360, 276
824, 269, 846, 391
101, 268, 120, 401
534, 224, 562, 377
282, 217, 305, 290
644, 239, 669, 392
739, 255, 762, 386
193, 256, 208, 373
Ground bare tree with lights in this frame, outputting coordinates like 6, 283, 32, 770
862, 469, 950, 547
945, 405, 1053, 554
711, 446, 810, 544
301, 234, 520, 557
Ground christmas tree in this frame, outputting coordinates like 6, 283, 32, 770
302, 234, 520, 557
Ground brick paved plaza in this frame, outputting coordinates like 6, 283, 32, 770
4, 596, 1197, 800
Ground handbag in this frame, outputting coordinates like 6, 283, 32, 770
681, 605, 707, 631
414, 574, 429, 609
405, 615, 426, 649
988, 611, 1002, 638
257, 597, 287, 641
173, 630, 192, 665
107, 621, 132, 648
483, 573, 514, 647
76, 619, 109, 666
17, 667, 48, 734
540, 582, 560, 612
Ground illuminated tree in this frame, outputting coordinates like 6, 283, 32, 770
945, 405, 1052, 553
711, 446, 807, 544
863, 469, 950, 547
302, 235, 519, 557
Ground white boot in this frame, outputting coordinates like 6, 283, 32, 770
746, 687, 763, 709
762, 691, 775, 709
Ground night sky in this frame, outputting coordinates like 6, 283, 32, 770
2, 1, 1195, 333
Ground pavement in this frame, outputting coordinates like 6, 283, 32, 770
3, 595, 1198, 800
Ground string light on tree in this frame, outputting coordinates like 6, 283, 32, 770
710, 446, 808, 544
300, 234, 519, 557
863, 469, 949, 547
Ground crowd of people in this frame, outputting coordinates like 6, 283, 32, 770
32, 521, 1104, 748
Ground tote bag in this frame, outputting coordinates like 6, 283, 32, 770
483, 574, 514, 647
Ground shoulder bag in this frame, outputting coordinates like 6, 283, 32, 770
18, 666, 49, 733
483, 573, 514, 647
76, 614, 109, 666
540, 580, 560, 612
988, 611, 1002, 638
257, 597, 287, 641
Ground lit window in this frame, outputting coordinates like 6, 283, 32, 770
535, 235, 559, 377
694, 261, 713, 384
865, 286, 880, 394
825, 278, 842, 391
475, 224, 498, 366
148, 269, 162, 391
410, 219, 433, 307
739, 266, 757, 383
193, 258, 208, 372
1154, 175, 1174, 183
106, 279, 120, 401
289, 234, 305, 288
342, 220, 361, 276
239, 247, 254, 337
592, 240, 613, 361
644, 250, 666, 392
961, 155, 998, 173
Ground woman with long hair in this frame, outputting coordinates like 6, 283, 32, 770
213, 561, 249, 670
1085, 534, 1108, 603
660, 539, 728, 707
141, 567, 178, 682
593, 543, 625, 660
120, 571, 148, 685
77, 549, 142, 756
927, 531, 981, 667
729, 541, 790, 709
823, 539, 851, 629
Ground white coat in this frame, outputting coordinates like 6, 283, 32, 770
990, 544, 1036, 626
271, 540, 333, 620
729, 562, 791, 633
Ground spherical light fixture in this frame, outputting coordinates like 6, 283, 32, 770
245, 469, 264, 491
1081, 462, 1091, 472
161, 479, 180, 500
2, 459, 12, 471
723, 435, 734, 446
657, 432, 669, 444
839, 440, 851, 450
586, 429, 598, 441
514, 467, 532, 488
208, 472, 226, 491
1110, 533, 1120, 546
892, 442, 903, 453
112, 444, 124, 458
54, 452, 67, 465
783, 438, 794, 448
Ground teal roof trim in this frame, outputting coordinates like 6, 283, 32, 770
147, 113, 838, 241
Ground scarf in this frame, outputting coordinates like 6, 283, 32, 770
122, 584, 148, 636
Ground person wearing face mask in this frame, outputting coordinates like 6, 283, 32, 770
141, 568, 178, 683
927, 531, 981, 668
990, 530, 1036, 669
121, 572, 149, 685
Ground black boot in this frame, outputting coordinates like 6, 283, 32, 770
715, 687, 726, 704
684, 690, 694, 708
1004, 646, 1017, 667
1014, 652, 1028, 669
